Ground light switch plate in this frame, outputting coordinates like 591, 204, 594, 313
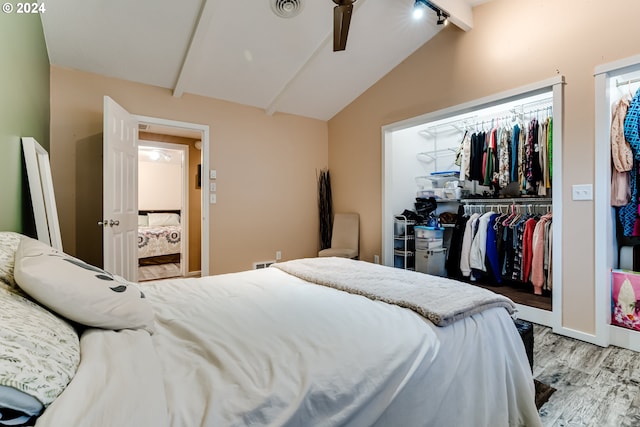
210, 182, 216, 192
210, 194, 217, 204
572, 184, 593, 201
210, 169, 217, 179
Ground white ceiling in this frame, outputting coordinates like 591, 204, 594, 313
41, 0, 483, 121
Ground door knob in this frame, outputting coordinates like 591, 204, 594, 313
109, 219, 120, 227
98, 220, 108, 227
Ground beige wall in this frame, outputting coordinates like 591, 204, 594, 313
328, 0, 640, 336
50, 66, 328, 275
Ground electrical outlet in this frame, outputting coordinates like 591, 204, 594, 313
276, 251, 282, 261
374, 255, 380, 264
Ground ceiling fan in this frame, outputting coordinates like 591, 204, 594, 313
332, 0, 356, 52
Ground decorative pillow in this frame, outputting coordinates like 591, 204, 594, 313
0, 232, 23, 289
14, 236, 155, 333
0, 286, 80, 412
138, 214, 149, 227
147, 212, 180, 227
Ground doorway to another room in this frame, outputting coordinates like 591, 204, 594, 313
137, 125, 203, 281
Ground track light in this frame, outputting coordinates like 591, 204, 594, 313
436, 10, 448, 25
413, 0, 449, 25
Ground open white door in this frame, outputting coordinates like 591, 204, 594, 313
103, 96, 138, 281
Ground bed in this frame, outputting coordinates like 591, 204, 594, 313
137, 211, 182, 266
0, 232, 542, 427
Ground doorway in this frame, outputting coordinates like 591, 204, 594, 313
137, 141, 190, 281
135, 118, 209, 278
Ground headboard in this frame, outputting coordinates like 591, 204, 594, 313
138, 209, 181, 216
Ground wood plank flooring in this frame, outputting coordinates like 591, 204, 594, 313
534, 324, 640, 426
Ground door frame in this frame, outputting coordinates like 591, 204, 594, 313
138, 141, 190, 277
134, 114, 210, 276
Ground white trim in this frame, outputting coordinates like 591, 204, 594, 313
186, 270, 201, 278
22, 137, 63, 251
134, 115, 210, 276
382, 75, 564, 330
382, 76, 564, 133
609, 324, 640, 352
594, 53, 640, 77
550, 81, 564, 336
594, 73, 613, 348
138, 141, 189, 278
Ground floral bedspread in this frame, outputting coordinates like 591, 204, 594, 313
138, 226, 181, 259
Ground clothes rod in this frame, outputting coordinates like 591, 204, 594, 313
461, 197, 552, 204
616, 77, 640, 87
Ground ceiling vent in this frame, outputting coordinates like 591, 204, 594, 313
138, 123, 149, 131
271, 0, 304, 18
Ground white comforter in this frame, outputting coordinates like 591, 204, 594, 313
35, 267, 541, 427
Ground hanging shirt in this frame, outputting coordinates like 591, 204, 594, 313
611, 94, 633, 173
460, 213, 481, 277
498, 127, 511, 188
469, 211, 496, 273
511, 124, 520, 181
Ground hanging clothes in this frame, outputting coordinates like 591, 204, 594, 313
497, 127, 511, 188
611, 94, 633, 207
531, 213, 552, 295
618, 89, 640, 236
470, 211, 495, 274
445, 205, 467, 278
538, 120, 548, 196
460, 213, 481, 278
485, 213, 502, 284
469, 133, 485, 182
511, 123, 521, 181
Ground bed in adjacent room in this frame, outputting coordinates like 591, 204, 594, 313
0, 232, 542, 427
137, 211, 182, 280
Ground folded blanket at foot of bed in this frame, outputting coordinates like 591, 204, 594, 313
273, 257, 516, 326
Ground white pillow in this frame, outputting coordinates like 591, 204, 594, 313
147, 212, 180, 227
0, 286, 80, 409
138, 214, 149, 227
14, 236, 155, 333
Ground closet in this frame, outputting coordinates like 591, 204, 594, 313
382, 76, 564, 329
594, 53, 640, 350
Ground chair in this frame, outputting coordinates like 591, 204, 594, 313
318, 213, 359, 259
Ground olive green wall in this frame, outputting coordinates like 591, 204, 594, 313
0, 9, 50, 233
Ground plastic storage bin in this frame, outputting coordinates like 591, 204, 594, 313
415, 248, 447, 276
414, 226, 444, 251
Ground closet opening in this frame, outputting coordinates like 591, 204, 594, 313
382, 76, 564, 329
595, 53, 640, 350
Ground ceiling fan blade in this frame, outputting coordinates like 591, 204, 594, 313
333, 4, 353, 52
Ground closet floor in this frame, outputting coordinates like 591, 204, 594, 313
472, 282, 552, 311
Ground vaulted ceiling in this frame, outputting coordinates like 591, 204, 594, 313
41, 0, 483, 121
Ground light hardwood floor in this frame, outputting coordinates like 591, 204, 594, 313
534, 324, 640, 427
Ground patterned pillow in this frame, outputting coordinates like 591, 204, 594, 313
14, 236, 155, 333
0, 232, 23, 288
0, 286, 80, 409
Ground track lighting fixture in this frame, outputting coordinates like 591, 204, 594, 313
413, 0, 449, 25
